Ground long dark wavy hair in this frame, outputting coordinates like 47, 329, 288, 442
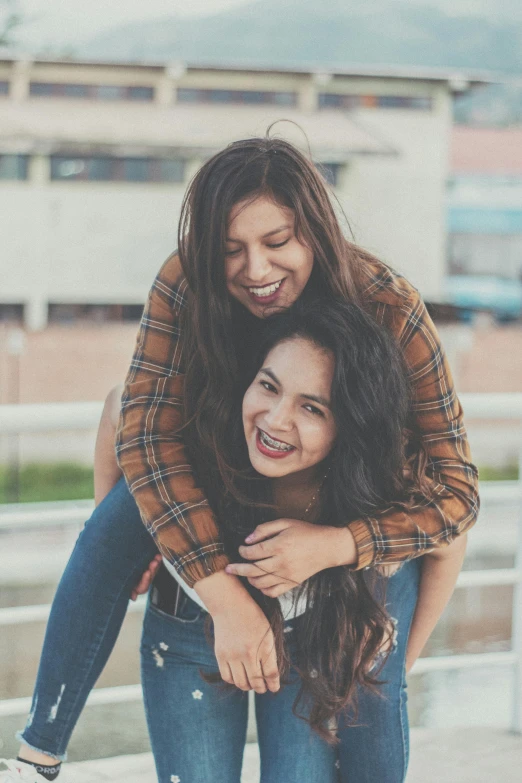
186, 296, 429, 742
177, 134, 430, 740
179, 134, 383, 494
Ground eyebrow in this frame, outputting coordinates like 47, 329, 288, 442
226, 224, 291, 243
259, 368, 331, 409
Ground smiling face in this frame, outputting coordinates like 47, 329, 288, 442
242, 336, 337, 481
225, 196, 315, 318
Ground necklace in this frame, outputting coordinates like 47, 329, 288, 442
303, 468, 330, 520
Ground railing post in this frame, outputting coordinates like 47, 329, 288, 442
511, 438, 522, 734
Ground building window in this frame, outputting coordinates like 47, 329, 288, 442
50, 156, 185, 183
0, 155, 29, 180
177, 88, 297, 106
0, 81, 9, 95
319, 93, 360, 110
30, 83, 154, 101
48, 303, 144, 324
317, 162, 342, 186
318, 93, 432, 111
63, 83, 90, 98
0, 304, 24, 324
127, 85, 154, 101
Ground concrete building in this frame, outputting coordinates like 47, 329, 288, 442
0, 56, 485, 330
449, 127, 522, 281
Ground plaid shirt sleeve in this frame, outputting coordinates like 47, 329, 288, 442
115, 252, 230, 588
348, 292, 480, 569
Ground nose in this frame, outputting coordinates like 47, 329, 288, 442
263, 397, 293, 433
244, 247, 272, 283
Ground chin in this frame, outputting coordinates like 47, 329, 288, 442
249, 452, 291, 478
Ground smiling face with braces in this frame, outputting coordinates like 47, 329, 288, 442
242, 336, 337, 482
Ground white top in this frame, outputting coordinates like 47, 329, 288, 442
163, 557, 309, 620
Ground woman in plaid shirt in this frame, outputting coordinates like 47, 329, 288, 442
9, 136, 478, 783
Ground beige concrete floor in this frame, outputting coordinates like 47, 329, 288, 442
61, 727, 522, 783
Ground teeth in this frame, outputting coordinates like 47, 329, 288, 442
259, 429, 294, 452
249, 280, 283, 297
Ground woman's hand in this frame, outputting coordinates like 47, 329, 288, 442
194, 571, 280, 694
225, 519, 357, 598
130, 554, 163, 601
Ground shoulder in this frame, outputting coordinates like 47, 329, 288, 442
153, 250, 189, 311
361, 258, 434, 348
362, 257, 419, 309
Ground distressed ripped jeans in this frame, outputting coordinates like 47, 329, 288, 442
17, 472, 420, 779
336, 557, 421, 782
17, 477, 158, 760
141, 593, 338, 783
141, 558, 421, 783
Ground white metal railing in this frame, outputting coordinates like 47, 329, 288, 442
0, 393, 521, 433
0, 394, 521, 730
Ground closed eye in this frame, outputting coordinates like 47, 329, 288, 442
225, 238, 290, 256
267, 238, 290, 249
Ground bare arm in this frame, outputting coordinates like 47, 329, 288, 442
94, 384, 124, 506
94, 384, 162, 599
405, 533, 468, 673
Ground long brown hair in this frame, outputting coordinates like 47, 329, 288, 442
193, 296, 422, 743
179, 134, 378, 496
177, 134, 429, 741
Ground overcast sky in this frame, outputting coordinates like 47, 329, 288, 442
15, 0, 252, 48
11, 0, 514, 51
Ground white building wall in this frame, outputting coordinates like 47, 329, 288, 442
340, 87, 451, 298
0, 61, 459, 325
0, 183, 187, 327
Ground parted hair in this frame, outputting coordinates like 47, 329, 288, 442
178, 134, 379, 493
178, 134, 427, 740
187, 296, 416, 742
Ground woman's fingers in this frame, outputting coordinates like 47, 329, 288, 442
261, 648, 280, 692
229, 661, 250, 691
218, 661, 234, 685
247, 575, 286, 590
130, 555, 162, 600
226, 562, 262, 577
260, 583, 291, 598
220, 658, 267, 693
243, 662, 267, 695
225, 559, 277, 578
238, 538, 278, 560
245, 659, 267, 694
244, 519, 293, 544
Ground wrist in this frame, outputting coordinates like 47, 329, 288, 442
326, 526, 357, 568
194, 569, 252, 617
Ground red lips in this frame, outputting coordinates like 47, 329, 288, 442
255, 428, 296, 459
246, 278, 285, 306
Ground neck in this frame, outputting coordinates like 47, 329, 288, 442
272, 464, 325, 520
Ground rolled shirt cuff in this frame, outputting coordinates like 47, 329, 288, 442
347, 518, 378, 570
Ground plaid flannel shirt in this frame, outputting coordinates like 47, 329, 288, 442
116, 252, 479, 587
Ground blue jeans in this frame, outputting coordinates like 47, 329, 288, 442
17, 478, 158, 760
141, 591, 338, 783
141, 558, 421, 783
337, 558, 421, 782
18, 475, 420, 781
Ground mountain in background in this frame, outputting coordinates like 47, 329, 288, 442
79, 0, 522, 71
77, 0, 522, 125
